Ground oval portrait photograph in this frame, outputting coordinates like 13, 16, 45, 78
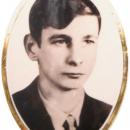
2, 0, 128, 130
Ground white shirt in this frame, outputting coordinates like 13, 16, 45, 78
38, 89, 84, 130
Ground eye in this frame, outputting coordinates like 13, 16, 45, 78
50, 38, 70, 47
84, 39, 95, 44
52, 39, 66, 44
49, 34, 72, 47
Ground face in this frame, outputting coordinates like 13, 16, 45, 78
31, 15, 99, 90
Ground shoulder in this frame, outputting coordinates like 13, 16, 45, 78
12, 77, 42, 121
79, 94, 112, 130
13, 77, 38, 106
12, 77, 49, 129
86, 95, 112, 114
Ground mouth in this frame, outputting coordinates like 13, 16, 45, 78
62, 72, 84, 79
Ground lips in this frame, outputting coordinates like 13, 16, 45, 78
62, 72, 84, 79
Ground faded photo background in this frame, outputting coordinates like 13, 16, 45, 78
6, 0, 123, 106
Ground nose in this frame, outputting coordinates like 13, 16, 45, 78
66, 46, 83, 66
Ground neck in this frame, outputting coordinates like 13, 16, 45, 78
38, 76, 85, 113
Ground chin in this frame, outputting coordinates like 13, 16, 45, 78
59, 81, 85, 90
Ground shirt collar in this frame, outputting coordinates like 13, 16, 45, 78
38, 88, 84, 130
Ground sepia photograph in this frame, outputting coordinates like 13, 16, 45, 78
2, 0, 128, 130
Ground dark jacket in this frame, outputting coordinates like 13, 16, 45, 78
13, 77, 112, 130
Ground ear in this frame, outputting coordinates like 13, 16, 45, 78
24, 34, 40, 61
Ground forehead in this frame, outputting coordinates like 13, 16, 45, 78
42, 15, 99, 37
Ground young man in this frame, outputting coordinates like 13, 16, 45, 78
13, 0, 112, 130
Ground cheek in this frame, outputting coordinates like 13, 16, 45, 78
89, 54, 97, 71
84, 46, 97, 59
38, 47, 66, 69
84, 48, 97, 70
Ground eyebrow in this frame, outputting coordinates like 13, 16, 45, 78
83, 35, 98, 39
49, 34, 72, 42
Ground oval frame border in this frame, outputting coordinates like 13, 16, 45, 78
1, 0, 128, 130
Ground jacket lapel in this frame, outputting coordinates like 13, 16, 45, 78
27, 77, 55, 130
78, 94, 94, 130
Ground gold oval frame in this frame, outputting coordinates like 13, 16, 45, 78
1, 0, 128, 130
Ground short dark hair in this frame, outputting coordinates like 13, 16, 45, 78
29, 0, 101, 46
